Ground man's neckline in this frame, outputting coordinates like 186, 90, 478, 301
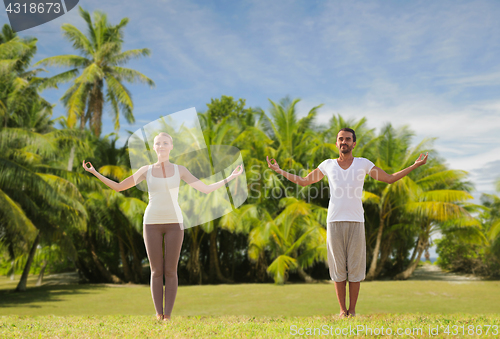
335, 157, 355, 171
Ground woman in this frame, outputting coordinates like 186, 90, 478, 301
83, 132, 243, 322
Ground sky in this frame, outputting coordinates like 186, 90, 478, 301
2, 0, 500, 205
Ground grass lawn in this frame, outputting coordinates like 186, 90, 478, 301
1, 275, 499, 337
1, 275, 500, 316
2, 314, 500, 338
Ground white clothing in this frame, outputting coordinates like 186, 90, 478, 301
143, 164, 183, 225
317, 157, 375, 222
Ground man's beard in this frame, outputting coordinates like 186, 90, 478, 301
340, 145, 352, 153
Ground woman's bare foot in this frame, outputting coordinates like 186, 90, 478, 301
163, 315, 171, 322
156, 314, 163, 321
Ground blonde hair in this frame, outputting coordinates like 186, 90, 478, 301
154, 132, 173, 143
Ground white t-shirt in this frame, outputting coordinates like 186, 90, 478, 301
317, 157, 375, 222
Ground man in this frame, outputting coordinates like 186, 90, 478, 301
266, 128, 428, 318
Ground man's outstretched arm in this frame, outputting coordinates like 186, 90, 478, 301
369, 152, 429, 184
266, 156, 324, 187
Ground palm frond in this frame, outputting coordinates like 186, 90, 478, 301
266, 254, 298, 284
107, 66, 154, 87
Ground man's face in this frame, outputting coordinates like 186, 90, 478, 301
336, 131, 356, 154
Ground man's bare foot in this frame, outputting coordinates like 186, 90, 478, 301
348, 311, 356, 317
338, 311, 348, 318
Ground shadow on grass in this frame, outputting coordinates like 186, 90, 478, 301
0, 284, 108, 308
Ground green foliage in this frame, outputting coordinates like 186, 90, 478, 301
34, 6, 154, 137
436, 193, 500, 277
0, 15, 493, 286
435, 236, 488, 275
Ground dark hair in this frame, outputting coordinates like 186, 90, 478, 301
338, 128, 356, 142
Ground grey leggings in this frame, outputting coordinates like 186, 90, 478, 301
143, 223, 184, 316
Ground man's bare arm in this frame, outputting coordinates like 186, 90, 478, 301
266, 156, 324, 187
277, 168, 324, 187
369, 153, 428, 184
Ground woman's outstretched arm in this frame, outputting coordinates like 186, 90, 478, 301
179, 164, 244, 194
83, 160, 148, 192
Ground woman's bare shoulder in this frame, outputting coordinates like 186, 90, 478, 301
136, 165, 150, 179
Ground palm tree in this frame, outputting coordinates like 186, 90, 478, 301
476, 193, 500, 273
241, 98, 329, 283
0, 24, 50, 130
195, 97, 251, 283
230, 107, 277, 282
34, 6, 154, 170
80, 134, 148, 283
0, 25, 94, 291
247, 197, 327, 284
0, 127, 88, 291
362, 123, 478, 280
363, 123, 423, 280
393, 166, 477, 279
260, 97, 322, 169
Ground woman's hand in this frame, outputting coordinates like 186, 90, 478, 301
414, 152, 429, 167
266, 156, 280, 172
82, 160, 96, 174
230, 164, 244, 177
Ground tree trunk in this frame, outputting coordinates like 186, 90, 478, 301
118, 237, 133, 282
89, 238, 123, 284
209, 230, 233, 284
297, 267, 315, 283
36, 260, 48, 286
80, 106, 87, 131
230, 233, 236, 281
9, 260, 15, 281
128, 238, 144, 283
253, 251, 268, 282
393, 238, 426, 280
67, 145, 76, 171
187, 229, 203, 285
90, 81, 103, 137
408, 237, 420, 264
15, 232, 40, 292
75, 256, 97, 282
366, 216, 385, 280
189, 243, 202, 285
374, 233, 394, 278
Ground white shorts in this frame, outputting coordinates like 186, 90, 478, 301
326, 221, 366, 282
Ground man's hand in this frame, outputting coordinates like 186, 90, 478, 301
266, 156, 280, 172
414, 152, 429, 167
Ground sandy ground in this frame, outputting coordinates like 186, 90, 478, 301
2, 262, 483, 289
409, 262, 483, 282
45, 263, 485, 285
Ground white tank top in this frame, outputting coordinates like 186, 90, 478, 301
143, 164, 183, 225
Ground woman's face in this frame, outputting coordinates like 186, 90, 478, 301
153, 136, 173, 155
